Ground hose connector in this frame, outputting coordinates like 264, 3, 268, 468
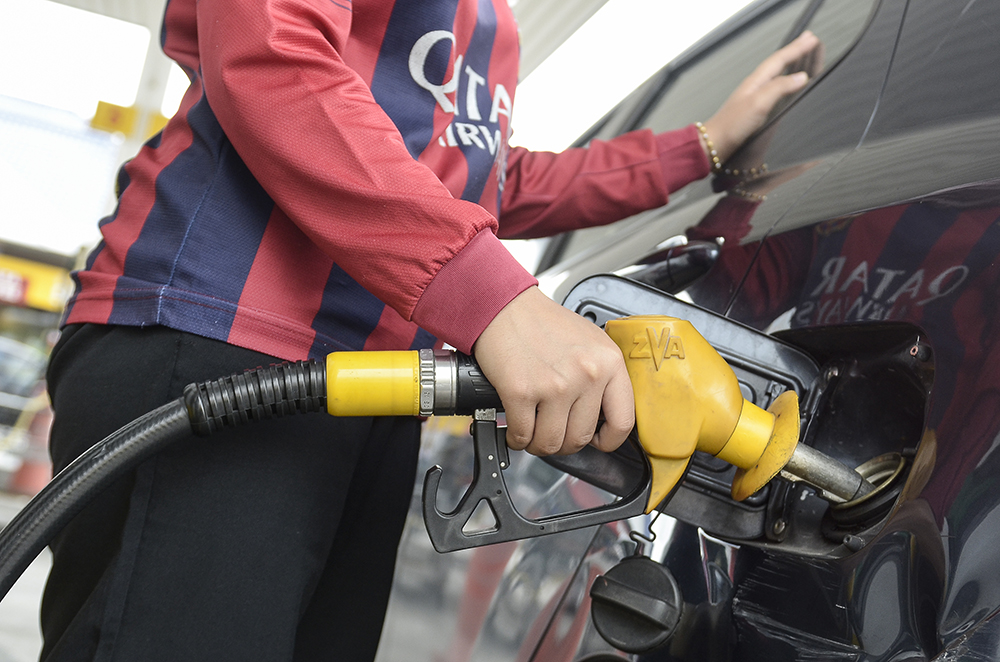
326, 349, 500, 417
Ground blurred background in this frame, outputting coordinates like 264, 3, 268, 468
0, 0, 751, 659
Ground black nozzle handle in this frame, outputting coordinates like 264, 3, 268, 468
453, 353, 502, 414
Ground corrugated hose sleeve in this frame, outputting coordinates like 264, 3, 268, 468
183, 359, 326, 433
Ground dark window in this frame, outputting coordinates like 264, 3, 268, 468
544, 0, 877, 272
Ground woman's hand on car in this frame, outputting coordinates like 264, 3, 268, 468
701, 30, 823, 164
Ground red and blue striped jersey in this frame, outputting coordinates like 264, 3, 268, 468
63, 0, 708, 359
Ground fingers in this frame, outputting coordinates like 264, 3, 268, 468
754, 70, 809, 110
703, 31, 821, 161
554, 386, 603, 456
753, 31, 821, 84
503, 352, 623, 457
591, 367, 634, 452
500, 386, 538, 453
473, 286, 634, 457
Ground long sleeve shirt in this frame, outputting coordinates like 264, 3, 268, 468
63, 0, 710, 359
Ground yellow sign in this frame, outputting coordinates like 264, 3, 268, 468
91, 101, 138, 136
146, 112, 170, 139
0, 255, 72, 313
91, 102, 172, 140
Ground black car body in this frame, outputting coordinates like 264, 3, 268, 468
376, 1, 1000, 660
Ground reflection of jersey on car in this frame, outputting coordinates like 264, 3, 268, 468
688, 197, 1000, 523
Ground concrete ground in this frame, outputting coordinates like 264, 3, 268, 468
0, 492, 46, 662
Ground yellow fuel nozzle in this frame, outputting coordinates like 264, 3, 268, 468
325, 321, 798, 508
327, 317, 869, 517
605, 316, 800, 513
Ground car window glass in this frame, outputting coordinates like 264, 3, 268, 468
645, 0, 878, 133
642, 0, 809, 134
867, 0, 1000, 139
548, 0, 879, 270
553, 1, 809, 265
805, 0, 878, 68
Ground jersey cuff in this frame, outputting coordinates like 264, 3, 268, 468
657, 124, 712, 194
412, 230, 538, 354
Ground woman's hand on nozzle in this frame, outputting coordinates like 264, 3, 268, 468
472, 286, 634, 458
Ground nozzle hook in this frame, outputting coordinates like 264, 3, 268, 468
422, 410, 650, 552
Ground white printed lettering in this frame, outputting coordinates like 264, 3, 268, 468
919, 266, 969, 304
409, 31, 461, 114
822, 299, 843, 324
489, 83, 512, 123
811, 257, 846, 296
887, 269, 924, 304
455, 123, 485, 149
479, 126, 501, 155
815, 299, 835, 323
846, 296, 875, 320
839, 261, 870, 293
794, 302, 815, 326
464, 65, 486, 121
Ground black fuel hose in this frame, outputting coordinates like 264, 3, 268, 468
0, 359, 326, 601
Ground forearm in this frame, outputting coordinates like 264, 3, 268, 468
498, 126, 710, 239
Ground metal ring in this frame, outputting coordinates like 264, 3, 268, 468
831, 453, 906, 511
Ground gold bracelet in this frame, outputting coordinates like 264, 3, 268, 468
694, 121, 722, 172
694, 121, 768, 178
726, 163, 769, 179
729, 186, 767, 203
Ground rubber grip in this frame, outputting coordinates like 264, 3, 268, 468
454, 353, 502, 413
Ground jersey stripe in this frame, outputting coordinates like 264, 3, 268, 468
108, 94, 274, 333
482, 0, 518, 213
456, 0, 497, 203
343, 0, 394, 86
362, 305, 420, 351
306, 264, 388, 357
919, 208, 1000, 426
227, 208, 333, 358
161, 0, 198, 76
370, 0, 461, 160
410, 327, 438, 350
65, 81, 203, 326
66, 0, 662, 361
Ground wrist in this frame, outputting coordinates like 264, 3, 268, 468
413, 231, 537, 355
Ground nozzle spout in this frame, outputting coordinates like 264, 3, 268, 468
782, 443, 875, 503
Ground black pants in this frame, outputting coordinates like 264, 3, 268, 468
41, 324, 421, 662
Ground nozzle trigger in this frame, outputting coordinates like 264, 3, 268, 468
422, 410, 651, 553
